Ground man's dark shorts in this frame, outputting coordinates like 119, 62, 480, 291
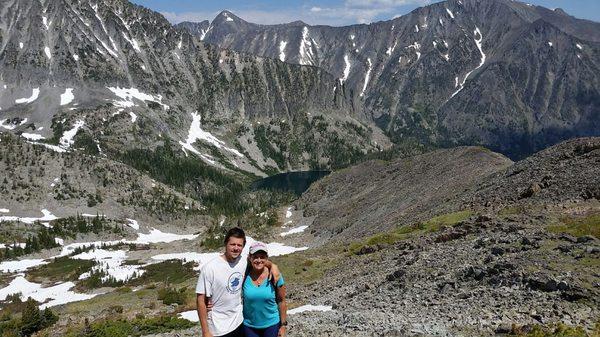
219, 323, 244, 337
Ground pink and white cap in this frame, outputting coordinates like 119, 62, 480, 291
249, 241, 268, 255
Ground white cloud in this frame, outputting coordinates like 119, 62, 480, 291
163, 9, 307, 25
161, 0, 436, 26
345, 0, 431, 8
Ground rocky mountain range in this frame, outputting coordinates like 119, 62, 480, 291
0, 0, 386, 176
180, 0, 600, 159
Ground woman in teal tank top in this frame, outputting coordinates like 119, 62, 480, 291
243, 242, 287, 337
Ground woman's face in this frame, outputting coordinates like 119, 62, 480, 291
250, 251, 268, 270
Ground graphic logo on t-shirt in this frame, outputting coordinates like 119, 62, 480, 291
227, 272, 243, 294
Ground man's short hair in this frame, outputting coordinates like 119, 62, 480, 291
224, 227, 246, 246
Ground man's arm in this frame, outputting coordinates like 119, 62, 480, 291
196, 293, 213, 337
265, 260, 279, 275
276, 284, 287, 337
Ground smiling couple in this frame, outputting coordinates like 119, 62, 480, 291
196, 227, 287, 337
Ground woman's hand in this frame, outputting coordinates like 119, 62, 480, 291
278, 325, 286, 337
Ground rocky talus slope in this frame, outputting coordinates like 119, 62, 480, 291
468, 137, 600, 207
297, 146, 513, 240
184, 0, 600, 159
0, 133, 208, 227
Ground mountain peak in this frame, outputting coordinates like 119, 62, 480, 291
213, 10, 242, 24
286, 20, 307, 27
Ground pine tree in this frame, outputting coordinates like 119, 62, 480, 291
20, 298, 42, 336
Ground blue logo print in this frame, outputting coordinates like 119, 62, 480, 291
227, 272, 243, 294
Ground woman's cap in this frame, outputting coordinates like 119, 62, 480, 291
249, 241, 268, 255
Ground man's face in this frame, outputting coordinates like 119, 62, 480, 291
225, 237, 245, 260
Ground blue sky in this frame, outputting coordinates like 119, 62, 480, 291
131, 0, 600, 26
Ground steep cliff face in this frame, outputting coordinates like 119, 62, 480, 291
0, 0, 385, 174
185, 0, 600, 159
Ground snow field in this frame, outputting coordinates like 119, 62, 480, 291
107, 87, 169, 110
0, 276, 96, 309
15, 88, 40, 104
60, 88, 75, 105
288, 305, 333, 315
280, 226, 309, 237
179, 112, 244, 163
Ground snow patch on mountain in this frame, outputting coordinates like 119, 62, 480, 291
386, 41, 397, 56
360, 58, 372, 97
107, 87, 169, 110
74, 249, 144, 282
408, 42, 421, 61
299, 27, 316, 66
280, 225, 308, 237
200, 26, 212, 40
0, 276, 96, 309
0, 120, 17, 130
451, 27, 486, 99
279, 41, 287, 62
288, 305, 333, 315
179, 112, 244, 162
21, 133, 45, 141
0, 259, 48, 273
125, 219, 139, 231
15, 88, 40, 104
59, 120, 85, 149
341, 55, 351, 83
60, 88, 74, 105
122, 32, 141, 52
0, 209, 58, 225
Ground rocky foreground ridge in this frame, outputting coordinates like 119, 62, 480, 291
279, 138, 599, 336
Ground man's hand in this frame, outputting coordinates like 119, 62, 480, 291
278, 325, 286, 337
197, 293, 213, 337
205, 297, 213, 312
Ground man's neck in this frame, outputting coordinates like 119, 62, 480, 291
222, 254, 239, 263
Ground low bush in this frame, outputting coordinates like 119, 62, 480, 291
157, 287, 187, 306
549, 214, 600, 239
0, 298, 58, 337
129, 260, 195, 285
66, 315, 195, 337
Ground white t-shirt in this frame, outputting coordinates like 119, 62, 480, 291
196, 255, 247, 336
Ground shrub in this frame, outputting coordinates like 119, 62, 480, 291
157, 287, 187, 306
70, 316, 194, 337
130, 260, 195, 285
18, 298, 58, 336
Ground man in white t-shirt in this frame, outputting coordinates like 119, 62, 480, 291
196, 227, 247, 337
196, 228, 278, 337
